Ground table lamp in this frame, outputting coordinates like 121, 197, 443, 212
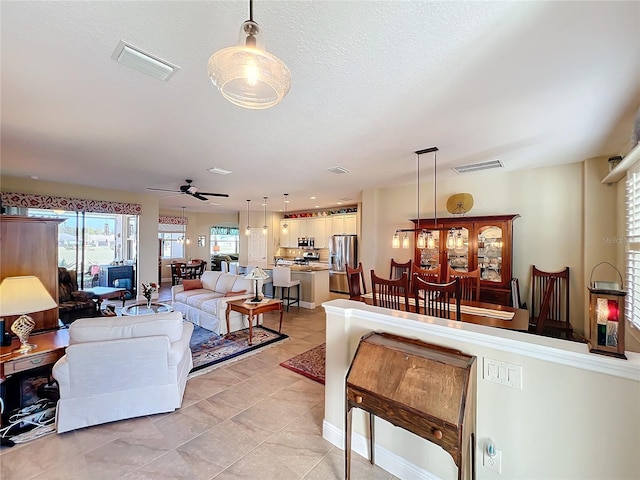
0, 276, 57, 354
244, 267, 269, 302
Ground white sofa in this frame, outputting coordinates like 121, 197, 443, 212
52, 312, 193, 433
171, 270, 259, 334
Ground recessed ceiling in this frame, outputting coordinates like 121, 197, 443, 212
1, 1, 638, 213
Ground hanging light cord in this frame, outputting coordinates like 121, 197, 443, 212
249, 0, 253, 21
433, 149, 437, 227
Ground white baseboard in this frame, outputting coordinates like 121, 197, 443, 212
322, 420, 441, 480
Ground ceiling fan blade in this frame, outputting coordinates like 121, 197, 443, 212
192, 192, 209, 201
197, 191, 230, 198
147, 187, 181, 193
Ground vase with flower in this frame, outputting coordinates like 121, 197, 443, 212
141, 282, 158, 309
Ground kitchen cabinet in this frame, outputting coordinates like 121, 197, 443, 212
309, 217, 327, 248
279, 219, 292, 247
329, 213, 357, 235
288, 219, 302, 246
411, 214, 519, 306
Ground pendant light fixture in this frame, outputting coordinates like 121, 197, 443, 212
392, 147, 439, 249
245, 200, 251, 236
262, 196, 268, 235
178, 207, 190, 245
207, 0, 291, 110
282, 194, 289, 233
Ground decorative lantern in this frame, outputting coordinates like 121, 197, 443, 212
588, 262, 626, 359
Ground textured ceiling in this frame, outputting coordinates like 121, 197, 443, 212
1, 1, 639, 214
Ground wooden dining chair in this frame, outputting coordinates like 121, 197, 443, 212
414, 276, 461, 320
171, 262, 187, 285
447, 266, 480, 302
370, 270, 409, 311
346, 262, 367, 299
389, 258, 412, 281
411, 264, 440, 291
528, 265, 573, 339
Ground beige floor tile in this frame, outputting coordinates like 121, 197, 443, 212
187, 366, 243, 397
222, 354, 273, 381
204, 380, 267, 419
304, 447, 394, 480
231, 396, 302, 444
213, 444, 299, 480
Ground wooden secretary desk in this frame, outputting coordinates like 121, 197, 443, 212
345, 332, 477, 480
411, 214, 519, 305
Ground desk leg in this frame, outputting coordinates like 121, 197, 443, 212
120, 292, 126, 307
225, 303, 231, 338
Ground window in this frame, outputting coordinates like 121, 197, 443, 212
158, 230, 185, 259
211, 226, 239, 255
626, 165, 640, 328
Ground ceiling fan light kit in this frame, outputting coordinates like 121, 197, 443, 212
207, 0, 290, 109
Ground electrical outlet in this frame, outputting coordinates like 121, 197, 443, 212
483, 449, 502, 473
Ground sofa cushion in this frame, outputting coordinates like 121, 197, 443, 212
231, 277, 254, 293
200, 271, 225, 291
69, 312, 184, 344
175, 290, 225, 310
182, 279, 203, 291
214, 274, 238, 294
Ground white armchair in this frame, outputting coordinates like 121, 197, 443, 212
52, 312, 193, 433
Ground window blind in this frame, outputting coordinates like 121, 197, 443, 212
626, 168, 640, 328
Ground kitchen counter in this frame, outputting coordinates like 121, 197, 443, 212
264, 265, 330, 308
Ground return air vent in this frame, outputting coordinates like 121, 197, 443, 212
452, 159, 504, 174
111, 40, 180, 82
328, 166, 350, 174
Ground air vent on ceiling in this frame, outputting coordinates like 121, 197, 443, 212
111, 40, 180, 82
452, 159, 504, 174
208, 167, 232, 175
328, 166, 350, 174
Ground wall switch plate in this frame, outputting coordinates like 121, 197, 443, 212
483, 449, 502, 473
483, 357, 522, 389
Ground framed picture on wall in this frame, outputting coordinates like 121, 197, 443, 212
198, 236, 206, 247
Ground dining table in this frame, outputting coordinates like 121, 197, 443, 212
356, 293, 530, 331
167, 261, 205, 279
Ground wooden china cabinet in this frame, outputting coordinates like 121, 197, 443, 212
411, 214, 519, 306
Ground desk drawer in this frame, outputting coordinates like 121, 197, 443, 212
3, 351, 63, 375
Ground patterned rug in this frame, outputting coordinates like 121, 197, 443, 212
190, 325, 288, 374
280, 343, 326, 384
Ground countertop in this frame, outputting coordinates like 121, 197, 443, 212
266, 264, 330, 272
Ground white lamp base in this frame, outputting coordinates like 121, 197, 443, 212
15, 342, 36, 354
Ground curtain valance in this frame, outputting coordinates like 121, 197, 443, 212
158, 215, 187, 225
211, 226, 239, 235
1, 191, 142, 215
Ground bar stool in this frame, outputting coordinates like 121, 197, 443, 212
272, 267, 300, 311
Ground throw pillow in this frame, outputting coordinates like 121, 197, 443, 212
182, 279, 203, 291
224, 290, 247, 297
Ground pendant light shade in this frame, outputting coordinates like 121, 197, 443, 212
392, 231, 400, 249
282, 194, 289, 233
207, 0, 291, 110
245, 200, 251, 236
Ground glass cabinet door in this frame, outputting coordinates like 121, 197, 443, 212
446, 227, 469, 272
419, 231, 440, 269
477, 225, 503, 283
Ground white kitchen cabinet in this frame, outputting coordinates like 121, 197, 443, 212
344, 214, 357, 234
288, 219, 301, 246
280, 219, 291, 247
309, 217, 327, 247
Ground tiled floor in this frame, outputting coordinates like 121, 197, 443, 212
0, 284, 397, 480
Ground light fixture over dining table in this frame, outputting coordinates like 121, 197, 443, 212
207, 0, 291, 109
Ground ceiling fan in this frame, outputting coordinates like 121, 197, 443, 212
146, 179, 229, 201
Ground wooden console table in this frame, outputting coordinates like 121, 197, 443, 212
345, 332, 477, 480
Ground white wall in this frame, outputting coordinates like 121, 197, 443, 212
361, 162, 587, 333
323, 300, 640, 480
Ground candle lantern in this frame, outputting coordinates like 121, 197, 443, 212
588, 262, 627, 359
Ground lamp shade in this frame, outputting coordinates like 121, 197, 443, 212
213, 244, 221, 253
244, 267, 269, 280
208, 21, 290, 109
0, 276, 57, 316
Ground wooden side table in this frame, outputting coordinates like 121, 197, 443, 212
1, 329, 69, 419
225, 299, 283, 345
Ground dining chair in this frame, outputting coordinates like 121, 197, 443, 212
447, 266, 480, 302
413, 276, 461, 320
171, 262, 187, 286
346, 262, 367, 299
272, 266, 300, 311
370, 270, 409, 311
528, 265, 572, 339
411, 264, 440, 291
389, 258, 412, 281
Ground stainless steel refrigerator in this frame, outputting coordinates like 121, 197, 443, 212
329, 234, 357, 293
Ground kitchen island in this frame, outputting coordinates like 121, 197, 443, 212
265, 264, 331, 309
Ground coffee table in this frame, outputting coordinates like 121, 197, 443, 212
225, 299, 283, 345
80, 287, 127, 313
122, 302, 173, 316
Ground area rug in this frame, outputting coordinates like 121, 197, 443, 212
190, 325, 288, 374
280, 343, 326, 384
